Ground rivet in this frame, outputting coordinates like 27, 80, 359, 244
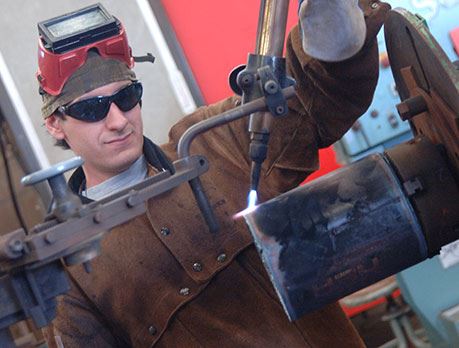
351, 120, 361, 131
388, 113, 399, 128
126, 195, 136, 208
371, 2, 378, 9
160, 227, 170, 236
93, 212, 102, 224
192, 262, 203, 272
148, 325, 157, 335
9, 239, 24, 253
217, 253, 227, 263
179, 287, 190, 296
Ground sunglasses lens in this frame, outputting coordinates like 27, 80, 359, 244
64, 82, 142, 122
115, 83, 143, 112
67, 98, 110, 122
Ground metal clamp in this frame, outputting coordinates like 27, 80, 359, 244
230, 54, 295, 116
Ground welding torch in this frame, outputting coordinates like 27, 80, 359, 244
248, 0, 290, 194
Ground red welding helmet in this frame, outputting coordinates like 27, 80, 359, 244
36, 3, 134, 96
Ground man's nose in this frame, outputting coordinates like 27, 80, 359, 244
105, 102, 128, 130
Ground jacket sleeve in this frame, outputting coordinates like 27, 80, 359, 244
166, 1, 390, 196
43, 277, 126, 348
263, 0, 390, 193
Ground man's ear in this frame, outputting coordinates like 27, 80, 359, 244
45, 114, 66, 140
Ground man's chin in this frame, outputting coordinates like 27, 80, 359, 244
110, 151, 143, 174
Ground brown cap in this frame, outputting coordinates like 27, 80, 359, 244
41, 51, 137, 118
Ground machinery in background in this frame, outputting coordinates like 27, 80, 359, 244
333, 3, 459, 344
334, 0, 459, 164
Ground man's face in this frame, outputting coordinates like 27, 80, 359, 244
46, 80, 144, 187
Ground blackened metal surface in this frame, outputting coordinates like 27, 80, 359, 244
244, 153, 426, 320
385, 137, 459, 256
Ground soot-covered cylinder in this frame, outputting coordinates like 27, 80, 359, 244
244, 137, 459, 321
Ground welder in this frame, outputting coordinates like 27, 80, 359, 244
36, 1, 390, 347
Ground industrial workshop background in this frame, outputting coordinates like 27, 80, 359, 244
0, 0, 458, 347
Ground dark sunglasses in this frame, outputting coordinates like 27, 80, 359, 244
58, 82, 143, 122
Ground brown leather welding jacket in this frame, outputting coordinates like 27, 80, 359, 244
45, 2, 390, 347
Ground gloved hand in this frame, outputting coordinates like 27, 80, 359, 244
299, 0, 366, 62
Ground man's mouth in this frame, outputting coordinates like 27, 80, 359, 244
105, 131, 133, 144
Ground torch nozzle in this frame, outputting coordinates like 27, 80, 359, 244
250, 161, 262, 192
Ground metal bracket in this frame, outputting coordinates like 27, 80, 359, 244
230, 54, 295, 116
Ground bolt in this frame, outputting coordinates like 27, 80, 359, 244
276, 106, 285, 115
264, 80, 279, 95
217, 253, 227, 263
179, 287, 190, 296
192, 262, 203, 272
388, 113, 399, 128
403, 177, 423, 196
126, 196, 136, 208
351, 120, 361, 131
239, 73, 253, 87
93, 212, 102, 224
370, 110, 379, 118
148, 325, 157, 335
9, 239, 23, 253
396, 103, 410, 120
396, 95, 427, 121
160, 227, 170, 236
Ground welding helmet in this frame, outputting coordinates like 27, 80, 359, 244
36, 3, 134, 96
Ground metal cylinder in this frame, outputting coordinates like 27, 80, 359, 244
244, 153, 428, 320
256, 0, 290, 56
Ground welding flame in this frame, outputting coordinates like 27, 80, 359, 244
248, 190, 258, 208
233, 190, 258, 219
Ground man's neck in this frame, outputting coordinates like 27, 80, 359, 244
83, 155, 147, 201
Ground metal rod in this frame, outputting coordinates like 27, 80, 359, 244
178, 1, 291, 232
177, 86, 295, 233
177, 86, 296, 158
256, 0, 290, 56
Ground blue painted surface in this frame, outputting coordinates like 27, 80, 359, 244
335, 0, 459, 161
